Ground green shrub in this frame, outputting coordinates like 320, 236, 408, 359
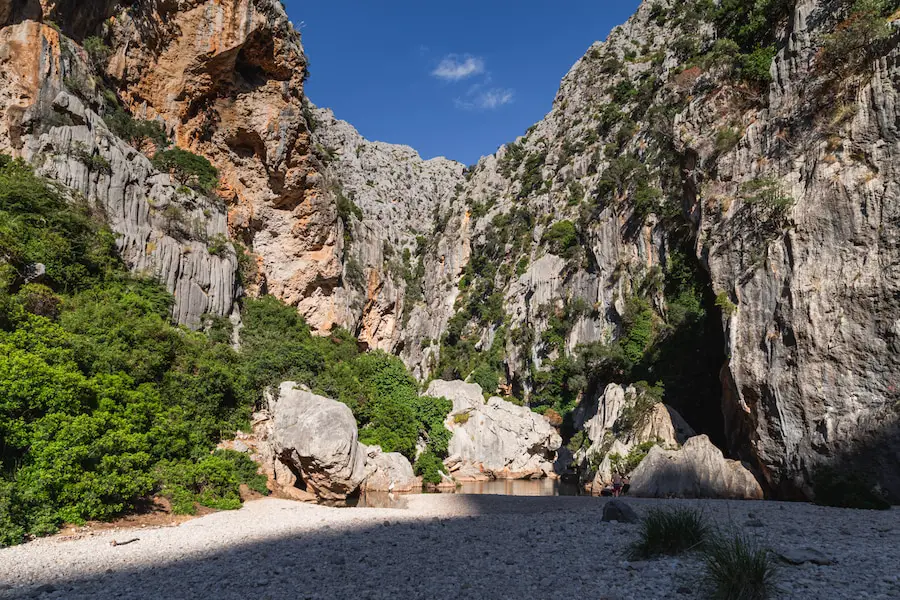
630, 507, 708, 559
542, 220, 578, 257
611, 80, 637, 104
713, 0, 792, 54
453, 412, 470, 424
207, 233, 231, 257
516, 256, 530, 276
621, 297, 655, 364
609, 440, 659, 475
715, 127, 742, 155
83, 36, 111, 67
812, 466, 890, 510
104, 107, 168, 148
633, 182, 662, 221
152, 148, 219, 193
617, 381, 664, 434
157, 450, 267, 515
336, 190, 363, 222
703, 532, 777, 600
0, 480, 26, 547
740, 177, 793, 225
566, 431, 586, 453
740, 46, 777, 86
471, 363, 499, 395
71, 143, 112, 175
14, 283, 62, 319
818, 0, 894, 77
715, 292, 738, 316
0, 157, 118, 290
498, 141, 526, 178
414, 451, 445, 485
517, 150, 548, 198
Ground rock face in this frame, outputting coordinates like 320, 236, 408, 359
576, 384, 695, 492
268, 382, 367, 502
629, 435, 764, 500
362, 446, 419, 493
426, 380, 562, 480
0, 21, 238, 327
310, 109, 466, 368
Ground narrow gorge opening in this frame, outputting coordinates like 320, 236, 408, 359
633, 238, 728, 450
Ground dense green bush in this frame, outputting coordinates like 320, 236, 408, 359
156, 450, 268, 515
542, 220, 579, 257
621, 297, 655, 364
152, 148, 219, 193
712, 0, 793, 54
608, 440, 659, 475
471, 363, 500, 395
104, 107, 168, 148
83, 36, 111, 68
0, 157, 117, 291
413, 451, 446, 485
818, 0, 895, 77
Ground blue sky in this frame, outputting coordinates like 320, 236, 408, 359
282, 1, 642, 165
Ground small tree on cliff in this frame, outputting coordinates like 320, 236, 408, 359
152, 148, 219, 194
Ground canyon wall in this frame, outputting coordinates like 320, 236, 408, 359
0, 0, 897, 499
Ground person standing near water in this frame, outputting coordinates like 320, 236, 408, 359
612, 473, 623, 497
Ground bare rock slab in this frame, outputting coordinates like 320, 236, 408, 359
629, 435, 764, 500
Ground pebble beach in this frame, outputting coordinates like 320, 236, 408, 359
1, 495, 897, 599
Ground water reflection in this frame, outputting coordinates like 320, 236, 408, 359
457, 479, 581, 496
354, 478, 580, 508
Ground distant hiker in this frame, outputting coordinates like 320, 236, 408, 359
622, 475, 631, 496
612, 473, 623, 497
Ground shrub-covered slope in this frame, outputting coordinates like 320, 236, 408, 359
0, 158, 451, 546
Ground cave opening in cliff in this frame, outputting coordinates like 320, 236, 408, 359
633, 238, 729, 449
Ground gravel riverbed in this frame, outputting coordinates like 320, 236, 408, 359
0, 495, 897, 599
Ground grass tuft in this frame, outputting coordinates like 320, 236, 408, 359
702, 532, 776, 600
629, 507, 708, 559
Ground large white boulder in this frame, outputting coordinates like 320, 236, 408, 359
425, 379, 485, 412
629, 435, 764, 500
361, 446, 419, 492
268, 382, 367, 501
428, 380, 562, 480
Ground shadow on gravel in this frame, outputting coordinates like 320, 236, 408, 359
8, 495, 617, 600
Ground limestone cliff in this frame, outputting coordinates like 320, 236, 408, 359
0, 17, 237, 327
310, 109, 466, 370
428, 0, 900, 499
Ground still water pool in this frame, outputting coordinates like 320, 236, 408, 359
353, 478, 581, 508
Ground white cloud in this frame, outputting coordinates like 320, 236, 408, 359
455, 88, 515, 111
432, 54, 485, 81
479, 88, 514, 109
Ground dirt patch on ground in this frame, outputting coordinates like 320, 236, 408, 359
54, 497, 212, 542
